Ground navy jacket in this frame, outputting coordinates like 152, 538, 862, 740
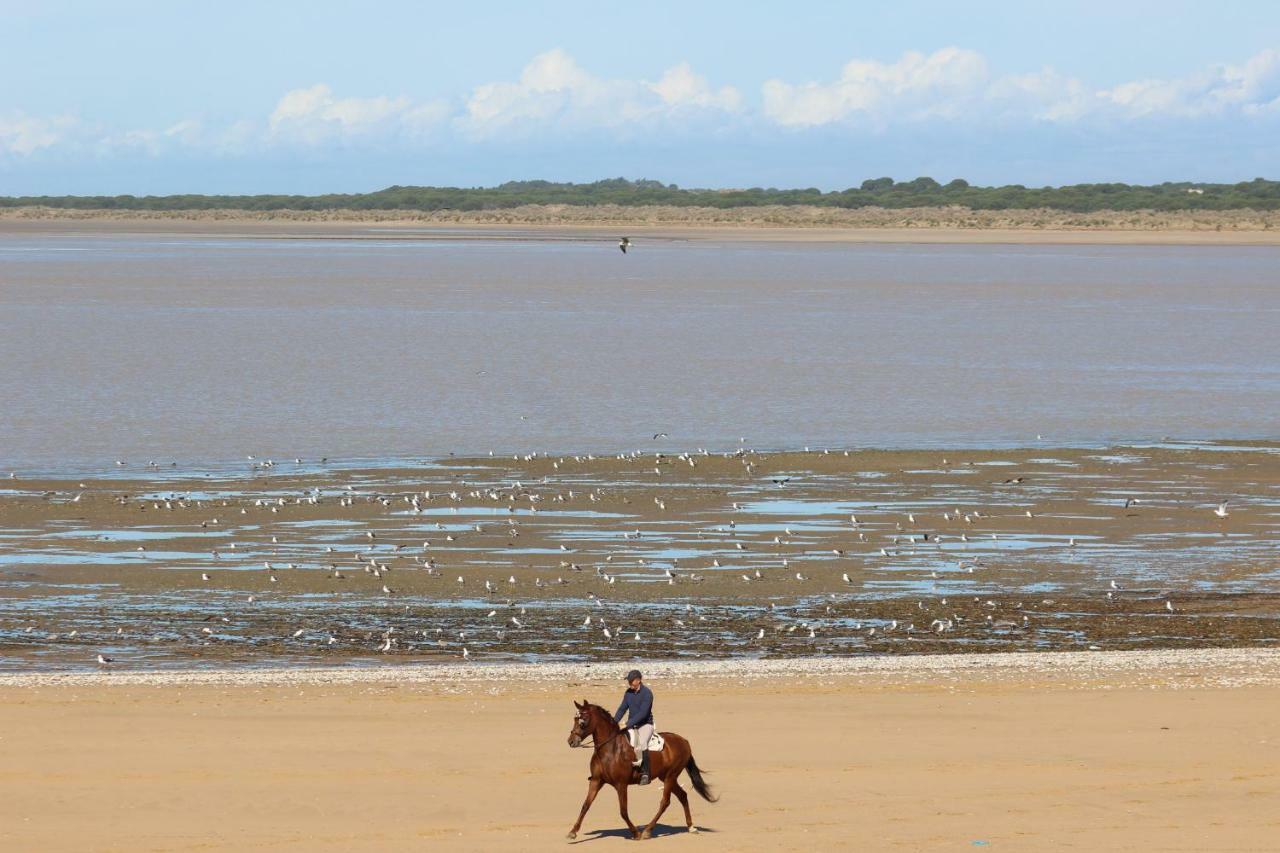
614, 684, 654, 728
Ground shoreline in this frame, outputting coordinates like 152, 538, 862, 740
4, 206, 1280, 244
5, 646, 1280, 690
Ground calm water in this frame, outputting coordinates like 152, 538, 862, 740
2, 232, 1278, 470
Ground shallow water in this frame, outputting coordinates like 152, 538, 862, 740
3, 232, 1279, 470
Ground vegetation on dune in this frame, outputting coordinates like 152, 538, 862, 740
2, 177, 1279, 213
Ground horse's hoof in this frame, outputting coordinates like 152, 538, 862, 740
688, 826, 698, 833
641, 830, 653, 840
566, 832, 576, 840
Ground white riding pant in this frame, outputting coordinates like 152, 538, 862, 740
628, 724, 655, 765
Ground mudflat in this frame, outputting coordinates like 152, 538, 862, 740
3, 445, 1278, 671
2, 650, 1278, 851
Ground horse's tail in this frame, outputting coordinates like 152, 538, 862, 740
685, 754, 719, 802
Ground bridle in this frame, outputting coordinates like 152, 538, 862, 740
574, 709, 626, 752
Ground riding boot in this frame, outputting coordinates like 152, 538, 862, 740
639, 750, 650, 785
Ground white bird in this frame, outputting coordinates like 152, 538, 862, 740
96, 654, 114, 666
1214, 501, 1229, 518
1165, 600, 1175, 612
755, 628, 765, 640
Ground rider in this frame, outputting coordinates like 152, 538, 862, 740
614, 669, 654, 785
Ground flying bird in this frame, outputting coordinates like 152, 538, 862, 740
618, 237, 631, 254
1214, 501, 1229, 518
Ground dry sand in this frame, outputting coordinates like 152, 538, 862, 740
2, 649, 1278, 851
4, 207, 1280, 244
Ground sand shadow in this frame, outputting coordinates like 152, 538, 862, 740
572, 824, 717, 843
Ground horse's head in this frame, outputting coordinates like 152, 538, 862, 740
567, 699, 596, 748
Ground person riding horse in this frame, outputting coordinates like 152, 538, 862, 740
614, 669, 654, 785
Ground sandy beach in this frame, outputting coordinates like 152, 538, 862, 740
2, 649, 1278, 851
4, 208, 1280, 244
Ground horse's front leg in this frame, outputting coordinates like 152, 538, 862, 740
615, 782, 640, 839
567, 777, 603, 840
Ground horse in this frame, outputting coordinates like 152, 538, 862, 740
565, 699, 717, 840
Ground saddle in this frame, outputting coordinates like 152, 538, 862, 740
631, 731, 664, 753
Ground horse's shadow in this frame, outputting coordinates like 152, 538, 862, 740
573, 825, 717, 843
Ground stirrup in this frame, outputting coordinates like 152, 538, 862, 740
639, 772, 650, 785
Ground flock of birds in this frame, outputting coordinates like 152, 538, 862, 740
1, 446, 1250, 670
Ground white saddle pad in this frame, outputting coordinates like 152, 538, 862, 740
647, 732, 665, 752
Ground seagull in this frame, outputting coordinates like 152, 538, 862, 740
653, 432, 668, 440
618, 237, 631, 254
96, 654, 114, 666
1213, 501, 1229, 518
1165, 600, 1175, 612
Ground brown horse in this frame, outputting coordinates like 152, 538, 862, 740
566, 699, 717, 840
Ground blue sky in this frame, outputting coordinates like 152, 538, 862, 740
2, 1, 1279, 194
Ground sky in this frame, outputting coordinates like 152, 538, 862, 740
2, 1, 1280, 194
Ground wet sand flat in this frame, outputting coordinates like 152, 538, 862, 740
2, 649, 1278, 851
3, 445, 1278, 670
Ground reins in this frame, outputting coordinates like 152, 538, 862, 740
574, 709, 627, 752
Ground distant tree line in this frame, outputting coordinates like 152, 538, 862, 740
3, 177, 1279, 212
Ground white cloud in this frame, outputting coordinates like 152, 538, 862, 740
985, 68, 1093, 122
761, 47, 1280, 128
268, 84, 447, 144
5, 48, 1280, 166
1098, 49, 1280, 118
0, 112, 77, 155
762, 48, 989, 127
650, 63, 742, 111
461, 49, 740, 134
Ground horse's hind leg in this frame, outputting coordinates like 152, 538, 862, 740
640, 776, 677, 839
671, 780, 695, 832
567, 777, 603, 840
615, 783, 640, 840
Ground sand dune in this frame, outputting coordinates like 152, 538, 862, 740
3, 205, 1280, 243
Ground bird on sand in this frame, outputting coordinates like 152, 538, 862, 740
96, 654, 114, 666
618, 237, 631, 254
1213, 501, 1229, 518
